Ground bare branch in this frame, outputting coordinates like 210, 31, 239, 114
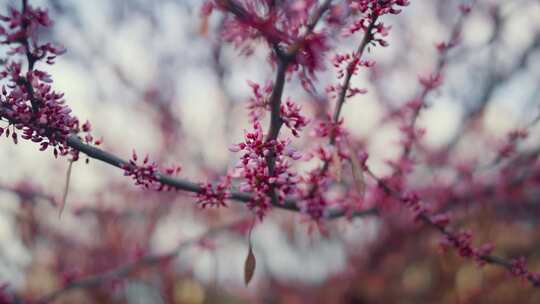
38, 219, 248, 303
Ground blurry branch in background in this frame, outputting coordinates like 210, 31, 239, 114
398, 4, 471, 165
362, 167, 540, 288
480, 111, 540, 169
38, 218, 250, 303
0, 184, 56, 207
439, 7, 540, 158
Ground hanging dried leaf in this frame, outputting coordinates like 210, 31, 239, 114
58, 160, 73, 219
199, 15, 209, 36
348, 147, 365, 197
331, 148, 342, 182
244, 242, 256, 286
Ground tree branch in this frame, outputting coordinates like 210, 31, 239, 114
65, 134, 376, 219
262, 2, 333, 204
399, 8, 469, 163
363, 167, 540, 288
306, 16, 378, 199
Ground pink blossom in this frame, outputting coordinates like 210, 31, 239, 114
230, 121, 300, 219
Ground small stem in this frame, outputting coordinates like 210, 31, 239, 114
399, 11, 468, 167
307, 16, 378, 198
332, 16, 377, 129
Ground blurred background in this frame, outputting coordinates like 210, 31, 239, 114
1, 0, 540, 303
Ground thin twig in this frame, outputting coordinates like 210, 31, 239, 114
307, 16, 378, 199
399, 7, 471, 164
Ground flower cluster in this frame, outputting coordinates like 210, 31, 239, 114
312, 116, 347, 140
246, 80, 272, 122
344, 0, 409, 44
509, 257, 540, 284
291, 31, 330, 77
0, 4, 97, 161
203, 0, 332, 76
418, 72, 443, 90
196, 176, 232, 208
298, 171, 329, 221
401, 191, 430, 222
245, 79, 308, 136
298, 134, 349, 221
498, 128, 528, 158
326, 54, 374, 99
229, 122, 301, 219
122, 150, 181, 191
280, 98, 308, 137
439, 230, 496, 266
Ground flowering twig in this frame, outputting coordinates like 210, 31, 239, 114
263, 2, 334, 205
398, 3, 473, 166
331, 19, 377, 136
214, 0, 335, 212
305, 15, 378, 202
66, 134, 376, 219
364, 167, 540, 288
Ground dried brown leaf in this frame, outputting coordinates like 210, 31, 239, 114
331, 148, 342, 182
348, 146, 365, 197
244, 243, 256, 286
199, 16, 209, 36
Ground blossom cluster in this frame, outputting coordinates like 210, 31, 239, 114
348, 0, 410, 15
0, 4, 97, 161
246, 80, 272, 122
509, 257, 540, 285
122, 150, 181, 191
498, 128, 528, 158
312, 116, 347, 140
225, 74, 307, 218
326, 54, 374, 99
439, 230, 496, 266
298, 126, 349, 221
298, 169, 329, 221
202, 0, 332, 77
229, 122, 301, 219
397, 175, 540, 284
196, 176, 232, 208
344, 0, 409, 43
280, 98, 308, 137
